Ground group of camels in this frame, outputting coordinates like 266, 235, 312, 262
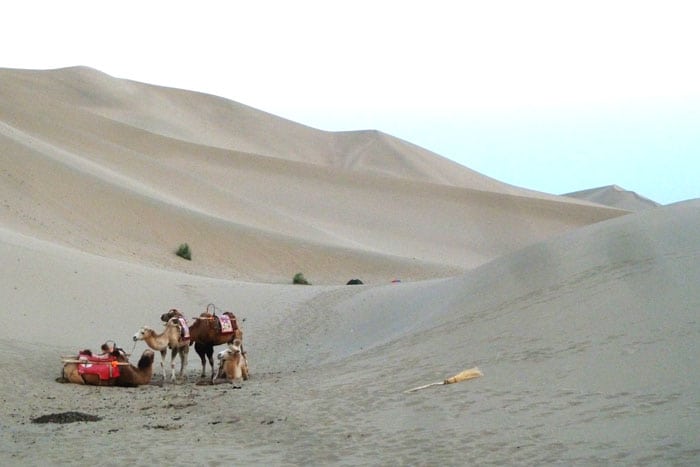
60, 304, 248, 387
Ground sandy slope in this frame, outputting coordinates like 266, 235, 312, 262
0, 67, 698, 465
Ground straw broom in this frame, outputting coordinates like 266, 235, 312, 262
404, 367, 483, 393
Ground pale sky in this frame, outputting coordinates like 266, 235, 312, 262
4, 1, 699, 204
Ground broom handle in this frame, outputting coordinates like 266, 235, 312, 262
403, 381, 444, 393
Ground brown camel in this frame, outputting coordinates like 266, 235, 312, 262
215, 338, 249, 384
132, 321, 189, 382
60, 348, 155, 387
161, 306, 243, 380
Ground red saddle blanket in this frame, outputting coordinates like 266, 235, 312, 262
76, 352, 121, 380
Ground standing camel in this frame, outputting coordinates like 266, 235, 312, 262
161, 306, 243, 380
132, 320, 189, 382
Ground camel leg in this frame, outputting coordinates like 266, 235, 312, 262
178, 348, 188, 381
206, 346, 215, 380
169, 348, 177, 382
213, 358, 222, 383
195, 342, 207, 379
160, 350, 168, 382
242, 354, 249, 381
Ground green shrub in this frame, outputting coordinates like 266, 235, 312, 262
176, 243, 192, 261
293, 272, 310, 285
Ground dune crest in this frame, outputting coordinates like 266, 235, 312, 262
565, 184, 660, 211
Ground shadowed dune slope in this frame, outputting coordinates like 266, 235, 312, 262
263, 200, 700, 369
258, 201, 699, 464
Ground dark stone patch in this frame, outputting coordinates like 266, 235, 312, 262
145, 424, 183, 431
165, 401, 196, 409
32, 411, 102, 424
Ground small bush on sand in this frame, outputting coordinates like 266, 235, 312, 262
176, 243, 192, 261
293, 272, 310, 285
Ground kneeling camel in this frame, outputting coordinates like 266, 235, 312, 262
215, 338, 249, 385
60, 348, 155, 387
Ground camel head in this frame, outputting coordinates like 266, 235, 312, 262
132, 326, 154, 342
229, 338, 243, 352
161, 308, 182, 323
217, 348, 234, 362
218, 339, 242, 362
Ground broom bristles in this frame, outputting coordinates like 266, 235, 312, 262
443, 367, 483, 384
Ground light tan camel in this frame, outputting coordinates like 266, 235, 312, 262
214, 338, 249, 385
60, 349, 155, 387
132, 321, 189, 382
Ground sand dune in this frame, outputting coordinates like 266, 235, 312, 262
1, 66, 529, 188
0, 67, 698, 465
0, 66, 626, 283
565, 184, 661, 211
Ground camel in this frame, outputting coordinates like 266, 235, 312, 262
161, 306, 243, 380
60, 348, 155, 387
214, 338, 249, 385
132, 320, 189, 382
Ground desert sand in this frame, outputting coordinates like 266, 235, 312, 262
0, 67, 698, 466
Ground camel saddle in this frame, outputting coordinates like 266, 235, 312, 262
177, 317, 190, 341
217, 314, 235, 335
76, 352, 120, 380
